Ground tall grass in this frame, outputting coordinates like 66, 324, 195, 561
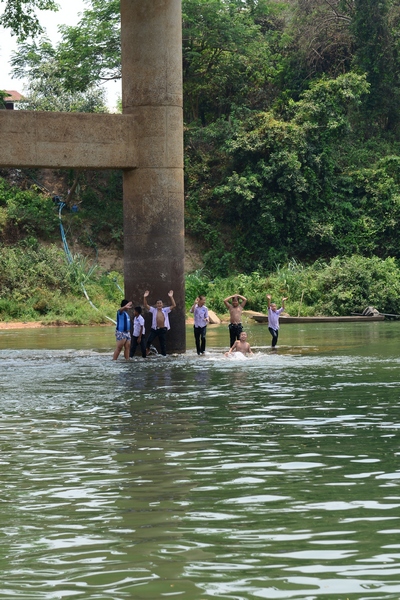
0, 242, 123, 324
1, 247, 400, 323
185, 256, 400, 316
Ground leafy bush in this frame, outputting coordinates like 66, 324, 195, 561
0, 179, 58, 239
0, 242, 121, 324
185, 255, 400, 317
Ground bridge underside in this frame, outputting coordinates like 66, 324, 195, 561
0, 0, 185, 354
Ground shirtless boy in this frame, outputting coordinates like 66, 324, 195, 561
225, 331, 253, 357
143, 290, 176, 356
266, 294, 288, 348
224, 293, 247, 348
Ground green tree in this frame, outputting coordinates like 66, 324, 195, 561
182, 0, 285, 125
11, 38, 108, 112
12, 39, 108, 113
0, 89, 10, 108
282, 0, 354, 90
350, 0, 399, 130
185, 73, 370, 273
10, 0, 120, 93
56, 0, 121, 92
0, 0, 57, 39
11, 0, 286, 123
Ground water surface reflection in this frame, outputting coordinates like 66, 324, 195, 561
0, 322, 400, 599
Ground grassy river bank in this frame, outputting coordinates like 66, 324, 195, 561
2, 246, 400, 326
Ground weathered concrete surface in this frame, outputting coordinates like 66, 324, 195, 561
121, 0, 185, 353
0, 111, 137, 169
0, 1, 186, 353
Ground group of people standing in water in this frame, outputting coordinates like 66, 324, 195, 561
113, 290, 176, 360
221, 292, 287, 357
113, 289, 287, 360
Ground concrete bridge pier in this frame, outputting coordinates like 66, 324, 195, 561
121, 0, 186, 354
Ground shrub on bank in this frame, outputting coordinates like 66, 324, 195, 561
185, 256, 400, 317
0, 179, 58, 240
1, 248, 399, 323
0, 243, 123, 324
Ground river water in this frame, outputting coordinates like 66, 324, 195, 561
1, 321, 400, 600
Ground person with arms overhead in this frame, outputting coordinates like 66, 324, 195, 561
224, 293, 247, 349
266, 294, 288, 348
143, 290, 176, 356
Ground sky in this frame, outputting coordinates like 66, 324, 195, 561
0, 0, 121, 111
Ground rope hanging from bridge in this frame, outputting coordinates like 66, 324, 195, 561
12, 163, 122, 327
58, 202, 116, 325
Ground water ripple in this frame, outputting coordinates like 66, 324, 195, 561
2, 325, 400, 598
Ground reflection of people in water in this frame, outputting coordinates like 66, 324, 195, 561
225, 331, 253, 358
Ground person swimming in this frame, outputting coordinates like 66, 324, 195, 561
225, 331, 253, 358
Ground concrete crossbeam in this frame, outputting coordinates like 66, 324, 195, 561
0, 111, 137, 169
0, 0, 186, 353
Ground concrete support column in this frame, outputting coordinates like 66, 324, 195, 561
121, 0, 185, 353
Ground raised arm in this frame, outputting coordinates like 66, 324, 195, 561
190, 297, 199, 313
282, 296, 288, 309
143, 290, 150, 311
237, 294, 247, 308
118, 301, 132, 313
223, 294, 233, 308
168, 290, 176, 310
266, 294, 271, 309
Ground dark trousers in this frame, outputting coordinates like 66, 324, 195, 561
229, 323, 243, 348
130, 335, 146, 358
268, 326, 279, 347
146, 327, 167, 356
194, 326, 207, 355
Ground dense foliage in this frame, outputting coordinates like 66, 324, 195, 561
186, 256, 400, 316
0, 0, 57, 40
9, 0, 400, 276
0, 175, 125, 323
0, 238, 124, 324
0, 177, 58, 240
2, 239, 400, 322
181, 0, 400, 274
3, 0, 400, 320
0, 171, 123, 246
0, 177, 399, 322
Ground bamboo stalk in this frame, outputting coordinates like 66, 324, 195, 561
298, 290, 305, 317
